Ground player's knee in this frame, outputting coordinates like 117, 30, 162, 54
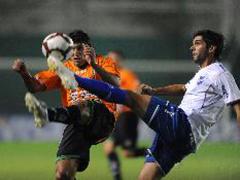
138, 163, 164, 180
55, 168, 74, 180
125, 90, 136, 107
138, 171, 163, 180
125, 90, 150, 117
103, 141, 115, 155
55, 163, 76, 180
138, 171, 149, 180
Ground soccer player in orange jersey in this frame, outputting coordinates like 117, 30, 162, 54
103, 51, 146, 180
12, 30, 120, 180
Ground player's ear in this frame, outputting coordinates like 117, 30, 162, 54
209, 45, 216, 53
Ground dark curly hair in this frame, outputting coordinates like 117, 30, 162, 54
193, 29, 224, 60
68, 30, 92, 46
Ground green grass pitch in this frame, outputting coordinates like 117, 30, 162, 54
0, 142, 239, 180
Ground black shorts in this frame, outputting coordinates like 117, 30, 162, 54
111, 111, 139, 150
57, 101, 115, 171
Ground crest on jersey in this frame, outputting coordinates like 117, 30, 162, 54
197, 76, 205, 85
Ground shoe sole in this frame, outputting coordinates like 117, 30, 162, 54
47, 56, 78, 90
25, 92, 46, 128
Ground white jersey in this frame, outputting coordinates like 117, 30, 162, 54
179, 62, 240, 147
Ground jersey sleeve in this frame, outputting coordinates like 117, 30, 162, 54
185, 80, 191, 90
34, 70, 61, 90
216, 72, 240, 104
97, 55, 120, 77
121, 69, 140, 91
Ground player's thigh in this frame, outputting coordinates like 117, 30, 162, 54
57, 124, 91, 171
138, 162, 163, 180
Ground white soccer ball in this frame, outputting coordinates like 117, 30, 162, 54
41, 32, 73, 61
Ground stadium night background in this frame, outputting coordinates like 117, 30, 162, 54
0, 0, 240, 179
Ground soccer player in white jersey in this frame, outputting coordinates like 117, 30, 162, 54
25, 29, 240, 179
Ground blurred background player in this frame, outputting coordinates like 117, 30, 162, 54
12, 30, 119, 180
103, 50, 146, 180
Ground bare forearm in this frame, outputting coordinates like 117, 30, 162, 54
92, 63, 119, 87
19, 71, 46, 93
153, 84, 186, 96
12, 59, 46, 92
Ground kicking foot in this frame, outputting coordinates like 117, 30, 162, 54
25, 92, 49, 128
47, 51, 78, 90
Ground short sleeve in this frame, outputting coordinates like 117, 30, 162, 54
185, 80, 192, 90
35, 70, 61, 90
215, 72, 240, 104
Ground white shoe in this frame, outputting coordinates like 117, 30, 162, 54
47, 51, 78, 90
25, 92, 49, 128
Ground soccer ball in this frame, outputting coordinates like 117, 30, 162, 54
41, 32, 73, 61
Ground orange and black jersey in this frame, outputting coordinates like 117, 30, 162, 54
35, 55, 119, 113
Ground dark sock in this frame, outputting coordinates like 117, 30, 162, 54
74, 74, 127, 105
47, 106, 81, 125
108, 152, 122, 180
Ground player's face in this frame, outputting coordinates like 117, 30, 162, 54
190, 36, 208, 65
72, 44, 87, 67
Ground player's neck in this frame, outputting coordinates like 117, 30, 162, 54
199, 56, 216, 69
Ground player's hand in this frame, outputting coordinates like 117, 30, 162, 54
83, 44, 96, 66
138, 83, 155, 95
12, 59, 27, 74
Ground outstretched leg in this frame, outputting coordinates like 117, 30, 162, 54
25, 92, 93, 127
47, 55, 151, 118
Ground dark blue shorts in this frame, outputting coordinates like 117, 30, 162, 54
143, 96, 196, 175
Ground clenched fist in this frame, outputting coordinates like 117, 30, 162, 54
12, 59, 27, 74
138, 83, 155, 95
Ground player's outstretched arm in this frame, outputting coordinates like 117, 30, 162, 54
12, 59, 46, 93
140, 83, 186, 96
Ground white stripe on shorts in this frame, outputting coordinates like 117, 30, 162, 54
148, 105, 160, 126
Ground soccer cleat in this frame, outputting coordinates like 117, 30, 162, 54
25, 92, 49, 128
47, 52, 78, 90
